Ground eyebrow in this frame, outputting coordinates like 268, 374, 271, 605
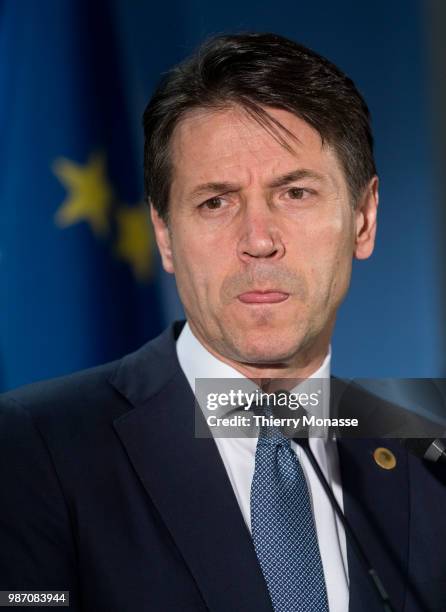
267, 169, 326, 189
188, 169, 326, 200
189, 182, 239, 199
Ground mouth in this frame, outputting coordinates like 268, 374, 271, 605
237, 290, 290, 304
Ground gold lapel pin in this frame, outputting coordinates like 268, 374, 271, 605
373, 447, 397, 470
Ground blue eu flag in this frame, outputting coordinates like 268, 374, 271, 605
0, 1, 166, 390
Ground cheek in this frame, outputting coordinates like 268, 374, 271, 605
298, 211, 348, 257
295, 211, 353, 292
171, 232, 229, 302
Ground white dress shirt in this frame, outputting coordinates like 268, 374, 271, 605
176, 321, 349, 612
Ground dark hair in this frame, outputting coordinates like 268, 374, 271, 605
143, 32, 376, 223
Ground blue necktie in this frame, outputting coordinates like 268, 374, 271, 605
250, 419, 329, 611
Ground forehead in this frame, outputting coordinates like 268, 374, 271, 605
169, 105, 345, 195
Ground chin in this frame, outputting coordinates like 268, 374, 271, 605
231, 327, 303, 364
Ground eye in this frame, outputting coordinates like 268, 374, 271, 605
199, 196, 227, 211
286, 187, 306, 199
204, 197, 222, 209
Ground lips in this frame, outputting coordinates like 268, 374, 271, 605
237, 290, 290, 304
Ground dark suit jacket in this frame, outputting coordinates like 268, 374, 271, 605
1, 320, 446, 611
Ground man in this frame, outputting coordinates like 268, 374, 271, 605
1, 33, 445, 612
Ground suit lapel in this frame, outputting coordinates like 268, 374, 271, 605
110, 323, 272, 612
333, 379, 411, 611
337, 437, 409, 611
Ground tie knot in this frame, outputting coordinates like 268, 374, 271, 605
258, 418, 291, 447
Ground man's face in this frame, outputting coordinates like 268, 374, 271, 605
151, 106, 378, 372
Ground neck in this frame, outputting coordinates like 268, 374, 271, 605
187, 322, 331, 389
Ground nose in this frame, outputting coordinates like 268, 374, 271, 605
237, 202, 285, 263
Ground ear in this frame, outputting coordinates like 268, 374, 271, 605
150, 202, 175, 274
354, 176, 379, 260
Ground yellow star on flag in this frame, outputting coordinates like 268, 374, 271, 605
53, 152, 113, 237
115, 202, 153, 282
